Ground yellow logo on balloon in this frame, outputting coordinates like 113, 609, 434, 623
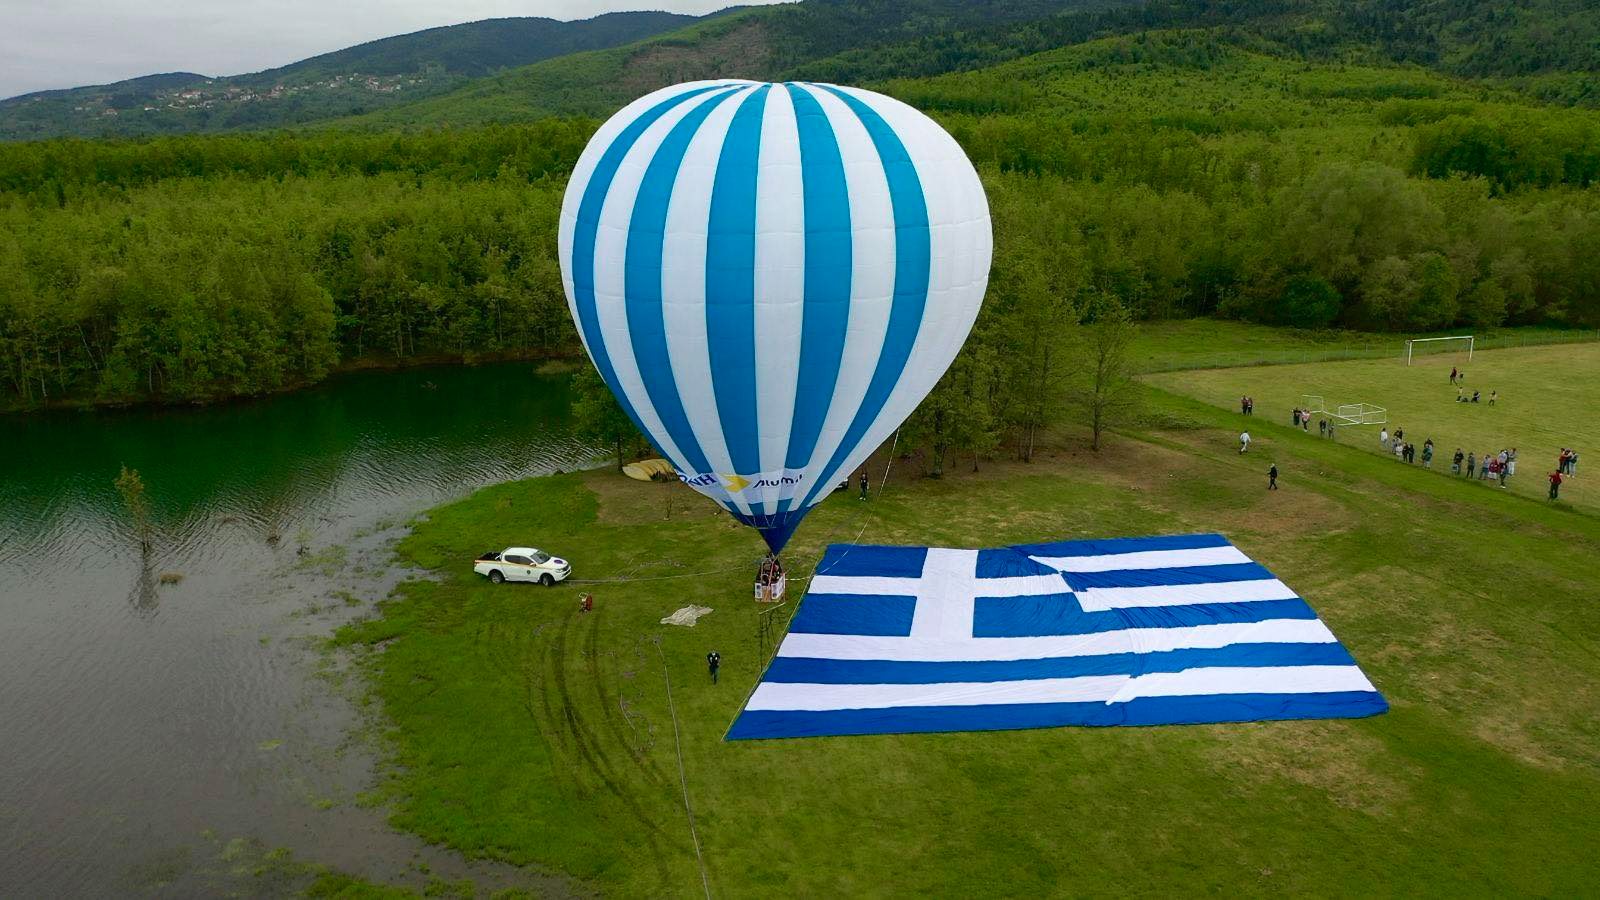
721, 473, 751, 492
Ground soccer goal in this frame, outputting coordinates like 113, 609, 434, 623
1404, 335, 1473, 366
1334, 402, 1388, 426
1301, 394, 1326, 415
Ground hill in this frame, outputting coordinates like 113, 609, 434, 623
0, 11, 706, 141
340, 0, 1600, 130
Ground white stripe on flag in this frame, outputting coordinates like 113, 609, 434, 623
810, 572, 1068, 597
745, 665, 1376, 711
775, 618, 1338, 663
1112, 664, 1378, 702
1030, 545, 1251, 573
1075, 578, 1298, 612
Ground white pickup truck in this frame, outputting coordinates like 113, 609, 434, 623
473, 547, 571, 586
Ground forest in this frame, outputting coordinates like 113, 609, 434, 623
3, 29, 1599, 411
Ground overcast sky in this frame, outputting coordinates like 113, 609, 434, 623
0, 0, 791, 100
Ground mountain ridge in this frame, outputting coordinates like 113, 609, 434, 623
0, 11, 713, 140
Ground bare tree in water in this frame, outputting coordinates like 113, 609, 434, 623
115, 465, 153, 555
115, 465, 159, 613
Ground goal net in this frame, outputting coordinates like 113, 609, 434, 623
1404, 335, 1473, 365
1333, 403, 1387, 426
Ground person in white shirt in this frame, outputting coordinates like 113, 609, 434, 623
1239, 431, 1251, 454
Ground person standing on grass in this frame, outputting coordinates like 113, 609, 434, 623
1380, 428, 1389, 450
1489, 390, 1497, 406
1498, 458, 1509, 488
1319, 418, 1327, 437
1467, 452, 1476, 479
707, 650, 721, 684
1572, 450, 1579, 475
1239, 431, 1251, 454
1268, 463, 1279, 490
1301, 411, 1310, 431
859, 469, 870, 500
1451, 366, 1458, 384
1508, 448, 1517, 477
1549, 469, 1563, 500
1422, 441, 1434, 468
1457, 385, 1464, 402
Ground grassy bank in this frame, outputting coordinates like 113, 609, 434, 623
336, 385, 1600, 896
1129, 320, 1600, 373
1145, 342, 1600, 513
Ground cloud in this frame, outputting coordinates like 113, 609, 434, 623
0, 1, 789, 99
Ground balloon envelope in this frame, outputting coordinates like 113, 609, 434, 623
559, 80, 992, 552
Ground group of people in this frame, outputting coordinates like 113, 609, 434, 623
1551, 448, 1581, 499
1239, 396, 1256, 415
1449, 446, 1518, 488
1558, 448, 1581, 476
1449, 366, 1496, 405
1378, 427, 1430, 466
754, 553, 787, 601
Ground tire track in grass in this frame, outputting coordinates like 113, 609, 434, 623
548, 610, 674, 890
585, 607, 671, 788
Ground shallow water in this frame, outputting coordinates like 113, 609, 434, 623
0, 363, 599, 895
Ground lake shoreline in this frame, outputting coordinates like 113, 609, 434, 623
0, 348, 587, 416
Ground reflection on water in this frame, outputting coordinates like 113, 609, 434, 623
0, 363, 598, 895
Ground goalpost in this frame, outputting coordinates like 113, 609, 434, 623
1404, 335, 1474, 366
1301, 394, 1385, 431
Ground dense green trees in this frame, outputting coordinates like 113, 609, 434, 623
6, 33, 1600, 414
0, 161, 575, 405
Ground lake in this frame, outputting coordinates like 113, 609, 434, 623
0, 363, 598, 895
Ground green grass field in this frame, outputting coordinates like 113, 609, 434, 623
334, 374, 1600, 896
1145, 343, 1599, 513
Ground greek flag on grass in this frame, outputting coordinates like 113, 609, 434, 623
728, 534, 1386, 740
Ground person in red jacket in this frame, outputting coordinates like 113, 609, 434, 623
1549, 469, 1563, 501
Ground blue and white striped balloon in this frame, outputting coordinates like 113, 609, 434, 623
559, 80, 991, 553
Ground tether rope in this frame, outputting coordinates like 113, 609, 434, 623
656, 636, 712, 900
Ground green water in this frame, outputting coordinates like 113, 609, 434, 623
0, 362, 596, 894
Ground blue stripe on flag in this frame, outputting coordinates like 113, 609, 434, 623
788, 593, 917, 636
764, 642, 1357, 684
815, 544, 928, 578
1015, 533, 1231, 557
799, 84, 933, 511
705, 85, 770, 484
780, 82, 853, 491
971, 596, 1317, 637
624, 86, 746, 477
1064, 562, 1278, 590
570, 84, 728, 459
726, 691, 1389, 740
975, 549, 1068, 578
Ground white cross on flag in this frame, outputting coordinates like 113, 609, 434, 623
728, 534, 1386, 740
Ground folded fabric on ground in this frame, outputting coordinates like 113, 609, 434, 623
727, 534, 1387, 740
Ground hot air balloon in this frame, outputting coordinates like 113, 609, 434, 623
558, 80, 992, 554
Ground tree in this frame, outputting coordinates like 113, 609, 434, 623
1076, 297, 1138, 452
114, 464, 153, 555
571, 367, 643, 470
1279, 274, 1342, 329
